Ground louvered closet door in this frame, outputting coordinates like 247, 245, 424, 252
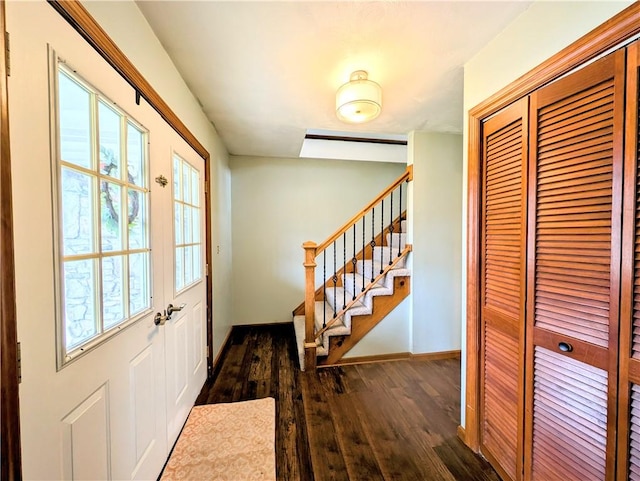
525, 50, 626, 481
617, 40, 640, 481
479, 98, 528, 481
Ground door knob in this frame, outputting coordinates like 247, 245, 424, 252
154, 312, 168, 326
167, 303, 186, 316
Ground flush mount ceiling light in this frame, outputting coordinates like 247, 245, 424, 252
336, 70, 382, 123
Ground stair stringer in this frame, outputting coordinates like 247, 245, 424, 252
317, 275, 410, 366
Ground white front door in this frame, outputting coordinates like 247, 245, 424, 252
7, 2, 207, 480
163, 151, 208, 445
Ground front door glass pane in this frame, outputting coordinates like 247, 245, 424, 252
173, 154, 202, 293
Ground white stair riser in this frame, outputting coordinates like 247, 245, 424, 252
324, 287, 372, 325
357, 260, 411, 284
341, 276, 393, 309
294, 315, 327, 371
372, 246, 407, 268
355, 255, 409, 270
314, 301, 346, 332
386, 233, 407, 250
355, 260, 398, 287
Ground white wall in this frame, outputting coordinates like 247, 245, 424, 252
344, 298, 412, 358
230, 156, 406, 331
409, 132, 463, 354
346, 132, 463, 358
461, 0, 635, 427
82, 1, 234, 357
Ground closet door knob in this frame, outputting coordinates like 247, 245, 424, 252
558, 342, 573, 352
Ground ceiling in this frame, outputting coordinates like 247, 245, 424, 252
136, 1, 533, 159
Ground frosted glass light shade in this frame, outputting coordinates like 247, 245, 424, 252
336, 71, 382, 123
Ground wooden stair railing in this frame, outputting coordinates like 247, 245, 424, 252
292, 212, 406, 316
301, 165, 413, 370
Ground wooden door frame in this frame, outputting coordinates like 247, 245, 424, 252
464, 2, 640, 451
0, 0, 22, 479
3, 1, 219, 476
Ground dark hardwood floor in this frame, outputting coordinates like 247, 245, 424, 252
195, 324, 500, 481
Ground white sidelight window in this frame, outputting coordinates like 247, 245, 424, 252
54, 63, 150, 364
172, 154, 202, 292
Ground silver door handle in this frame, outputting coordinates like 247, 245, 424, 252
167, 303, 186, 316
154, 312, 168, 326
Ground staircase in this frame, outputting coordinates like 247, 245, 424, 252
292, 167, 413, 370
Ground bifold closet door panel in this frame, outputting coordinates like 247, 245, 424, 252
625, 386, 640, 480
525, 49, 626, 481
479, 98, 528, 481
617, 39, 640, 481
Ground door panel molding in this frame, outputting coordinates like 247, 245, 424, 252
61, 384, 111, 481
129, 345, 156, 476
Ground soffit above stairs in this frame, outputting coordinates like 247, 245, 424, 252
136, 1, 532, 159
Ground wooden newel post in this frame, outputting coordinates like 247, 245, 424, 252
302, 241, 317, 370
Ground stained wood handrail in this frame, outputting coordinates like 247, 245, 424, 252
315, 244, 412, 339
315, 165, 412, 254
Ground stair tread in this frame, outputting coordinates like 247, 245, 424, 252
324, 291, 371, 327
324, 286, 370, 303
341, 274, 386, 289
373, 245, 406, 255
356, 259, 411, 278
342, 275, 390, 299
